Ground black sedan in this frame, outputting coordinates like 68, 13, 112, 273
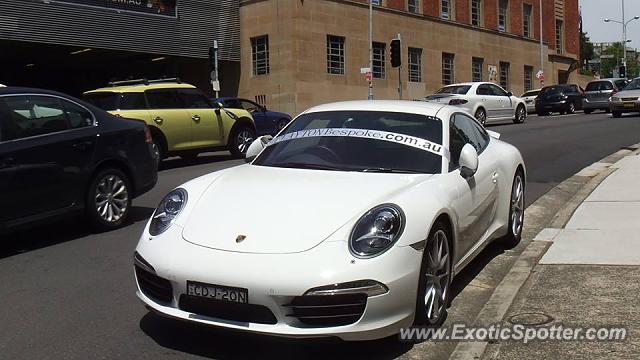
0, 87, 158, 233
535, 84, 584, 116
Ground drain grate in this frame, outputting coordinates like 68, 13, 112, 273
507, 312, 555, 326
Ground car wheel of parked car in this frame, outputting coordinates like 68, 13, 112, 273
86, 168, 132, 230
500, 170, 525, 248
151, 135, 165, 163
584, 109, 592, 115
513, 105, 526, 124
612, 111, 622, 118
567, 102, 576, 114
229, 125, 256, 157
413, 220, 452, 327
475, 108, 487, 126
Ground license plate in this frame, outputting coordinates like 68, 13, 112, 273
624, 102, 635, 108
187, 281, 248, 303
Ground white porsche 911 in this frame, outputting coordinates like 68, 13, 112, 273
134, 101, 526, 341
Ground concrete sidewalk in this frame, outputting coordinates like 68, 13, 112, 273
484, 152, 640, 359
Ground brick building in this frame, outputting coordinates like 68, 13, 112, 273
239, 0, 580, 116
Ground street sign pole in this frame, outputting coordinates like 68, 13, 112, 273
397, 34, 402, 100
212, 40, 220, 97
368, 1, 373, 100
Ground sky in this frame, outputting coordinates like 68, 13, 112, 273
581, 0, 640, 47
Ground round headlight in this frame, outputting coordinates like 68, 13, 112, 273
149, 188, 188, 236
349, 204, 405, 258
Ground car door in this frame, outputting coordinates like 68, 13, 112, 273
489, 84, 513, 117
0, 94, 97, 224
177, 88, 223, 148
449, 113, 500, 257
239, 99, 270, 135
476, 84, 502, 120
145, 89, 191, 151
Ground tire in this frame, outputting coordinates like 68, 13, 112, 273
413, 221, 452, 327
151, 134, 165, 164
513, 105, 526, 124
584, 109, 592, 115
612, 111, 622, 118
86, 168, 132, 231
475, 108, 487, 126
500, 170, 525, 248
567, 102, 576, 114
229, 125, 256, 157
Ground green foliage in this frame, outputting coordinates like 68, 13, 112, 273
580, 32, 595, 68
599, 42, 639, 78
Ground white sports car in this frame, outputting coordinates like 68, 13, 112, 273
134, 101, 526, 341
425, 82, 527, 126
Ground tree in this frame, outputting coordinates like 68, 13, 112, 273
599, 42, 639, 78
580, 32, 595, 72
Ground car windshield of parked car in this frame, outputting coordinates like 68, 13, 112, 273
253, 111, 443, 174
539, 86, 563, 96
436, 85, 471, 95
623, 79, 640, 91
522, 90, 540, 97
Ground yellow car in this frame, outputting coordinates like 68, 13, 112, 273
83, 79, 256, 160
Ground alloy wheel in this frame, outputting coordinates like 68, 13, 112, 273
517, 106, 526, 122
475, 109, 487, 126
568, 103, 575, 114
510, 175, 525, 236
95, 174, 129, 223
423, 229, 451, 324
236, 128, 254, 154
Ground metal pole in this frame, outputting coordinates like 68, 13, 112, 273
213, 40, 219, 98
398, 33, 402, 100
623, 0, 627, 68
368, 1, 373, 100
539, 0, 544, 87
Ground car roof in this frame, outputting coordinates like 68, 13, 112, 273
84, 82, 196, 94
303, 100, 448, 119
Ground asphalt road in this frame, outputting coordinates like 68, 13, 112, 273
1, 111, 640, 360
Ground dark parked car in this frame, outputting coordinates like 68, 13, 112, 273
582, 78, 629, 114
535, 84, 584, 116
0, 87, 158, 233
215, 97, 291, 136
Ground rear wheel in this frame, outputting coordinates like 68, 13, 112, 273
500, 170, 525, 248
86, 168, 132, 230
229, 125, 256, 157
567, 102, 576, 114
612, 111, 622, 118
475, 108, 487, 126
151, 135, 165, 164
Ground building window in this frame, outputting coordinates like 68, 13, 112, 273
409, 47, 422, 82
408, 0, 420, 14
471, 0, 482, 26
523, 4, 532, 38
472, 57, 484, 82
441, 0, 452, 19
500, 61, 510, 89
326, 35, 345, 75
555, 20, 563, 54
442, 53, 455, 85
524, 65, 533, 91
251, 35, 269, 76
498, 0, 508, 32
373, 42, 386, 79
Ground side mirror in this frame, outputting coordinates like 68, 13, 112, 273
245, 135, 273, 163
507, 91, 513, 97
459, 143, 479, 179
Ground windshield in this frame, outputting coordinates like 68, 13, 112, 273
436, 85, 471, 95
522, 90, 540, 97
253, 111, 444, 174
624, 79, 640, 91
539, 86, 563, 96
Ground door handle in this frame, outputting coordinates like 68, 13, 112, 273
491, 172, 499, 183
0, 157, 15, 169
192, 115, 201, 122
153, 116, 163, 125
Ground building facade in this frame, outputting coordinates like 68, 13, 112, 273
239, 0, 580, 116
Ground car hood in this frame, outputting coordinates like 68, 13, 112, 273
181, 165, 428, 254
616, 89, 640, 98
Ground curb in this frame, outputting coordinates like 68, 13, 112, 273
448, 143, 640, 360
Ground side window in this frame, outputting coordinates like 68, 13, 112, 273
601, 82, 614, 91
240, 100, 260, 112
490, 84, 508, 96
145, 90, 182, 109
62, 100, 94, 129
176, 89, 211, 109
476, 84, 491, 96
119, 93, 147, 110
449, 114, 489, 170
224, 99, 242, 109
2, 95, 70, 140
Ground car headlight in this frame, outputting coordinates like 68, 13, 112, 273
349, 204, 405, 258
149, 188, 188, 236
610, 96, 620, 102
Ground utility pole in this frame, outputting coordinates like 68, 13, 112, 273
622, 0, 627, 68
368, 1, 373, 100
397, 33, 402, 100
539, 0, 544, 87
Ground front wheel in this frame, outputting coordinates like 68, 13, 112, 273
86, 168, 132, 231
513, 105, 526, 124
229, 125, 256, 157
413, 221, 452, 327
500, 171, 525, 248
475, 108, 487, 126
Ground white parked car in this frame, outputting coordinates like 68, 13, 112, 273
425, 82, 527, 125
134, 101, 526, 341
521, 89, 541, 113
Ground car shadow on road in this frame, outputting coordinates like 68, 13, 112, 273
448, 241, 505, 302
139, 312, 414, 359
0, 206, 154, 259
159, 152, 240, 172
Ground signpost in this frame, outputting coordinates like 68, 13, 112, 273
210, 41, 220, 97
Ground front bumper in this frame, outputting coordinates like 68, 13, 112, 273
610, 100, 640, 113
134, 225, 422, 341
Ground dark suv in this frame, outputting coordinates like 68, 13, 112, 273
535, 84, 584, 116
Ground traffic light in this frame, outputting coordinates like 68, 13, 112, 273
619, 65, 626, 78
390, 39, 401, 68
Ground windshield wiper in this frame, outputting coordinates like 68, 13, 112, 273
270, 162, 342, 171
360, 167, 422, 174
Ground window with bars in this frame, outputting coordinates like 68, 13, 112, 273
472, 57, 484, 82
524, 65, 533, 92
408, 47, 422, 82
442, 53, 455, 85
471, 0, 482, 26
251, 35, 269, 76
498, 0, 508, 32
326, 35, 345, 75
555, 20, 563, 54
408, 0, 420, 13
441, 0, 451, 19
500, 61, 510, 89
373, 42, 386, 79
523, 4, 532, 38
